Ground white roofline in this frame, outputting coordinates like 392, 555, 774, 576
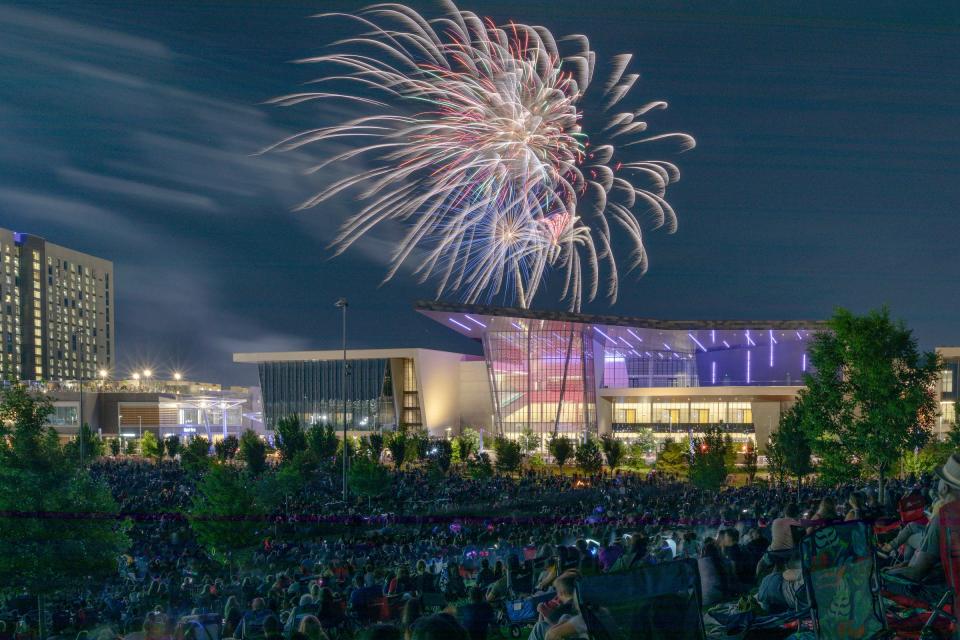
233, 347, 467, 363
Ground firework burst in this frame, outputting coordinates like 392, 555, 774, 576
267, 1, 694, 310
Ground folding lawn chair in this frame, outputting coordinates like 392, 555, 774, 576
574, 558, 705, 640
800, 520, 886, 639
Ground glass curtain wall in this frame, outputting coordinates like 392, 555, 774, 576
258, 358, 392, 431
484, 321, 596, 444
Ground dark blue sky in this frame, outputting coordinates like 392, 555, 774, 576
1, 1, 958, 385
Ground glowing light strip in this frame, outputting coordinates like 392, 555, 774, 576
723, 341, 731, 348
711, 329, 716, 344
449, 318, 472, 331
656, 352, 664, 359
796, 331, 803, 340
745, 330, 756, 346
802, 353, 807, 371
619, 336, 633, 348
711, 361, 717, 384
464, 314, 487, 328
630, 349, 640, 356
746, 350, 751, 384
688, 333, 707, 352
511, 322, 524, 331
594, 327, 616, 344
645, 351, 652, 357
769, 329, 775, 367
663, 343, 671, 351
627, 329, 644, 342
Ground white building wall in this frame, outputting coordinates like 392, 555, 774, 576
414, 349, 463, 437
458, 359, 494, 434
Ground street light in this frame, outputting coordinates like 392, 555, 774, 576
173, 372, 182, 381
132, 372, 141, 390
335, 297, 348, 502
143, 369, 152, 393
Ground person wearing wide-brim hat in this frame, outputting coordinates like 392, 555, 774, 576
886, 454, 960, 582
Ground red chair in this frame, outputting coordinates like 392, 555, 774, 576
876, 494, 929, 535
917, 500, 960, 637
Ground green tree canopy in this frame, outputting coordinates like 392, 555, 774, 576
467, 451, 493, 480
548, 435, 574, 471
62, 423, 105, 465
689, 425, 729, 490
215, 434, 240, 461
0, 384, 130, 602
165, 434, 181, 459
140, 430, 161, 459
655, 440, 689, 478
575, 437, 604, 475
802, 307, 939, 500
429, 438, 453, 473
348, 456, 391, 501
238, 429, 268, 475
109, 437, 121, 457
775, 403, 815, 492
387, 429, 408, 469
455, 428, 480, 461
519, 426, 541, 456
275, 416, 308, 463
189, 464, 265, 566
181, 436, 211, 474
742, 440, 758, 484
600, 434, 626, 469
493, 436, 522, 474
307, 423, 339, 463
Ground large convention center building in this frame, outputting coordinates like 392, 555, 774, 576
233, 302, 866, 451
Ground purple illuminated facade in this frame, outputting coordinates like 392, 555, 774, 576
418, 302, 827, 448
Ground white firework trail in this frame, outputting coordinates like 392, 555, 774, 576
265, 1, 695, 310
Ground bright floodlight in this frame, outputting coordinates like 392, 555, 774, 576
98, 369, 108, 378
143, 369, 152, 378
173, 372, 183, 381
132, 373, 141, 380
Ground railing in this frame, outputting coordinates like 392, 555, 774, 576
612, 422, 755, 434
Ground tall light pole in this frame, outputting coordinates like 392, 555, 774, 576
335, 297, 348, 502
143, 369, 152, 393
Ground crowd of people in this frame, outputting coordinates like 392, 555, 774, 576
2, 452, 956, 640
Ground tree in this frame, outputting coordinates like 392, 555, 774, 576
519, 426, 541, 456
125, 438, 137, 455
689, 425, 730, 491
363, 432, 385, 461
548, 435, 574, 472
801, 308, 939, 502
275, 415, 308, 463
387, 429, 408, 469
189, 464, 264, 567
655, 440, 690, 478
775, 404, 815, 498
600, 434, 626, 470
140, 430, 161, 459
348, 456, 391, 503
165, 435, 181, 459
429, 438, 453, 473
109, 437, 121, 457
215, 435, 240, 461
467, 451, 494, 480
493, 436, 522, 474
307, 422, 339, 463
406, 427, 430, 465
63, 423, 105, 464
181, 436, 211, 474
765, 436, 787, 492
575, 437, 604, 475
238, 429, 267, 475
0, 385, 129, 634
455, 428, 480, 461
742, 441, 758, 484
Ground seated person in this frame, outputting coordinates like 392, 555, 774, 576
457, 588, 496, 640
757, 555, 806, 613
718, 528, 753, 591
885, 457, 960, 584
528, 572, 586, 640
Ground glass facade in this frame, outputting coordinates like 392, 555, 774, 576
258, 358, 398, 431
484, 319, 596, 443
598, 327, 811, 388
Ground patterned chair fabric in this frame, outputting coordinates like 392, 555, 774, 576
801, 521, 885, 640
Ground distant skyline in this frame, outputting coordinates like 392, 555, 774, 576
1, 0, 958, 386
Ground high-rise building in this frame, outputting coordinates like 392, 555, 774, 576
0, 228, 115, 381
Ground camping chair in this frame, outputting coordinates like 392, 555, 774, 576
800, 520, 886, 639
575, 558, 705, 640
876, 493, 929, 535
907, 499, 960, 638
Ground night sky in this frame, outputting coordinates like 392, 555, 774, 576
1, 1, 958, 386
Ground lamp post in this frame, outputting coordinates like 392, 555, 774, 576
335, 297, 348, 502
143, 369, 152, 393
133, 372, 141, 390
